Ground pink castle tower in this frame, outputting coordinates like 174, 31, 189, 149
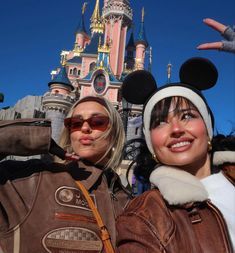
103, 0, 133, 78
74, 3, 90, 51
48, 1, 150, 110
135, 7, 149, 70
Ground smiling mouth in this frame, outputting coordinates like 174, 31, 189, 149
170, 141, 191, 148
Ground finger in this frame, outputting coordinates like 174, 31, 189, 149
197, 42, 223, 50
203, 18, 227, 33
65, 153, 80, 161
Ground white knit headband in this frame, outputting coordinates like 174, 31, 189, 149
143, 86, 213, 155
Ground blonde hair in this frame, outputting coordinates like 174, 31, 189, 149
56, 96, 125, 170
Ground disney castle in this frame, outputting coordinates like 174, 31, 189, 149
0, 0, 152, 151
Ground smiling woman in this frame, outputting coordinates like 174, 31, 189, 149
116, 57, 235, 253
150, 97, 210, 177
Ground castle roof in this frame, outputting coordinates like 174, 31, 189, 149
48, 66, 74, 90
83, 33, 104, 55
67, 56, 82, 64
135, 7, 148, 47
75, 2, 88, 36
75, 13, 87, 35
126, 30, 135, 50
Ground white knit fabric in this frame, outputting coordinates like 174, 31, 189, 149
201, 172, 235, 250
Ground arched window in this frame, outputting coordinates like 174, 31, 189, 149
89, 62, 96, 72
69, 69, 73, 75
73, 68, 77, 76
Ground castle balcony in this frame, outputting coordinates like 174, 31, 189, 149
42, 93, 77, 113
103, 2, 133, 21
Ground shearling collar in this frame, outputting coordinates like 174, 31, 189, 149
213, 151, 235, 166
149, 166, 208, 205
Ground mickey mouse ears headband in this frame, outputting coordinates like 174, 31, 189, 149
122, 57, 218, 105
122, 57, 218, 155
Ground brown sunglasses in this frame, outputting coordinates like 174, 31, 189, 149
64, 115, 109, 133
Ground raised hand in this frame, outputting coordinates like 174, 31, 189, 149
197, 18, 235, 53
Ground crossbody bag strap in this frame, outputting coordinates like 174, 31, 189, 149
75, 180, 115, 253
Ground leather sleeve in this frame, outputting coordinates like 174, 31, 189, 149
116, 214, 161, 253
116, 190, 170, 253
0, 119, 51, 158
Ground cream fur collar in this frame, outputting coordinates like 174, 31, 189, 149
213, 151, 235, 165
149, 166, 208, 205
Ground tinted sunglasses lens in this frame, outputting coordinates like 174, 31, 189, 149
64, 118, 83, 132
64, 116, 109, 132
89, 116, 109, 130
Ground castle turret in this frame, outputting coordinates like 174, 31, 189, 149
135, 7, 148, 70
74, 2, 89, 51
125, 29, 135, 71
103, 0, 133, 78
42, 64, 76, 143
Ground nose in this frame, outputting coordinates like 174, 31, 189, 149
80, 121, 92, 133
170, 119, 185, 138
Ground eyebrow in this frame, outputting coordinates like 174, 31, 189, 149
174, 108, 198, 113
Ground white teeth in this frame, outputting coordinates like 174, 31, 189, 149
171, 141, 190, 148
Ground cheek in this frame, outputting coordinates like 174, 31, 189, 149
191, 120, 209, 140
70, 132, 81, 149
70, 132, 80, 142
150, 129, 166, 150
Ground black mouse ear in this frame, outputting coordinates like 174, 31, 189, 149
122, 70, 157, 104
179, 57, 218, 90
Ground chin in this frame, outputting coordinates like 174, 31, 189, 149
163, 157, 196, 167
79, 151, 103, 163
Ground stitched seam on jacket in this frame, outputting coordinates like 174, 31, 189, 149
128, 211, 170, 252
4, 172, 42, 235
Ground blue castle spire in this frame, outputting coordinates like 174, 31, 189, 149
126, 29, 135, 50
75, 2, 88, 35
135, 7, 148, 47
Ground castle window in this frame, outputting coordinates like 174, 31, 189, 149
89, 62, 96, 72
73, 68, 77, 76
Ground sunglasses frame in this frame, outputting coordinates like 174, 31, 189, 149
64, 115, 110, 132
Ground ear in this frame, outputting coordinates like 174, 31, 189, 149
179, 57, 218, 90
122, 70, 157, 104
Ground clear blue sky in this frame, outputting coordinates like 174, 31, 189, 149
0, 0, 234, 134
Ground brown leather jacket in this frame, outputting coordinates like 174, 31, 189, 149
0, 119, 132, 253
0, 160, 133, 253
116, 166, 234, 253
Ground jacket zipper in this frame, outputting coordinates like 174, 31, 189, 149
206, 200, 233, 252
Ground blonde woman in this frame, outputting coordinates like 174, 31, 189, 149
0, 96, 132, 253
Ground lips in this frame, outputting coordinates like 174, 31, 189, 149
79, 136, 94, 145
167, 138, 193, 151
171, 141, 191, 148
